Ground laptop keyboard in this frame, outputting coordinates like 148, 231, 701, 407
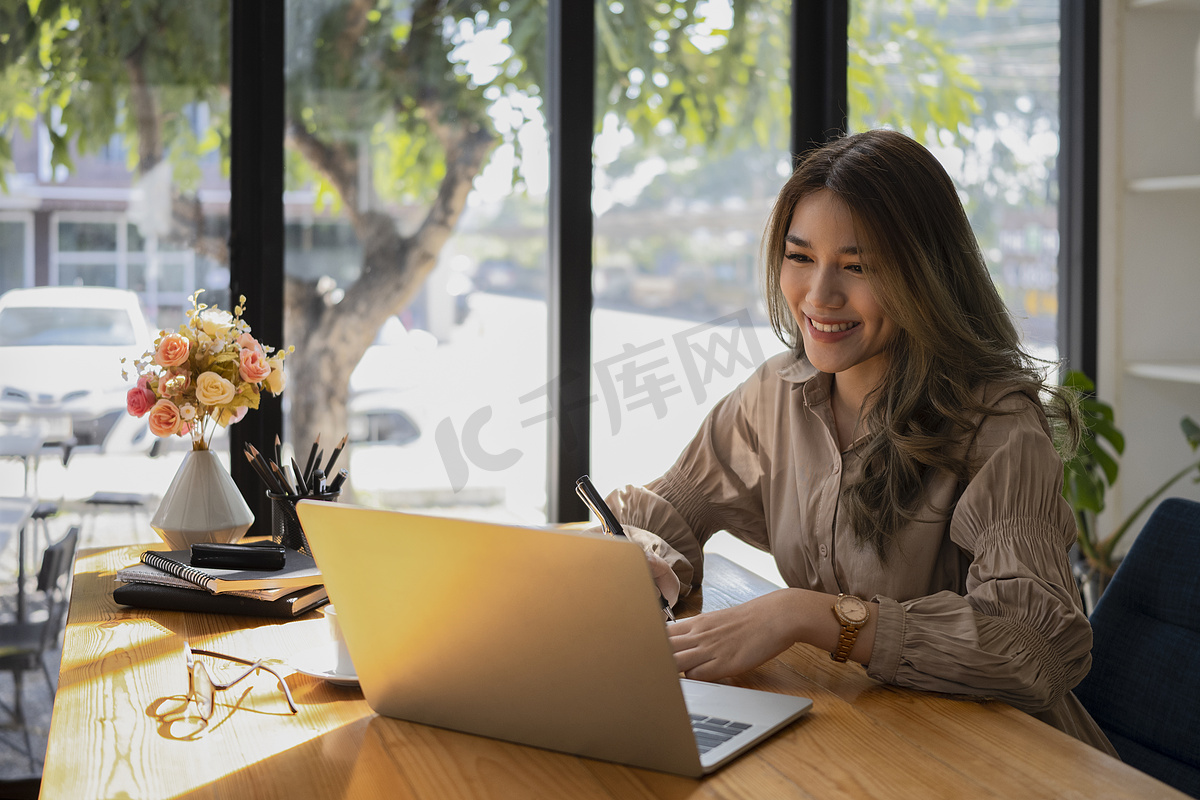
690, 713, 753, 754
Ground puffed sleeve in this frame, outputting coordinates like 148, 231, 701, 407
865, 391, 1092, 714
607, 365, 771, 597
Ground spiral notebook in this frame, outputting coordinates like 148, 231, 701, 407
135, 546, 322, 594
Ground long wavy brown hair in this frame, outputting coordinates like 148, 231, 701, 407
763, 129, 1079, 560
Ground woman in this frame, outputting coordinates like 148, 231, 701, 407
608, 129, 1115, 753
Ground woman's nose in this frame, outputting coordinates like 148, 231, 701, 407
807, 265, 845, 308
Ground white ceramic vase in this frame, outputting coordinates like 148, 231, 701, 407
150, 448, 255, 550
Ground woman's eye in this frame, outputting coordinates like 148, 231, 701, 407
845, 263, 864, 274
785, 252, 811, 263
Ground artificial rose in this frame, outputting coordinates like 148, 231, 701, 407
195, 371, 235, 406
197, 309, 235, 342
162, 369, 191, 396
154, 332, 190, 367
239, 346, 271, 383
147, 399, 182, 437
126, 385, 157, 417
264, 355, 286, 394
237, 332, 263, 355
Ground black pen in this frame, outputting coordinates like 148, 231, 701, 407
575, 475, 676, 621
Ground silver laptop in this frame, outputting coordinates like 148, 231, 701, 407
296, 501, 812, 777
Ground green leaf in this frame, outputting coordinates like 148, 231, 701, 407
1182, 416, 1200, 450
1088, 416, 1125, 455
1063, 370, 1094, 393
1089, 442, 1120, 486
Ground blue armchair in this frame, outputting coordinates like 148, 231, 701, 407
1074, 497, 1200, 798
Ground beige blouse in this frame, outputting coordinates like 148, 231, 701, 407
609, 352, 1116, 755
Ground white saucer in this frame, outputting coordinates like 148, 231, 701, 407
291, 643, 359, 687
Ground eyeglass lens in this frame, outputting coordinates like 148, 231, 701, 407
191, 659, 216, 720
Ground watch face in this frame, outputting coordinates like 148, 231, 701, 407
836, 595, 869, 624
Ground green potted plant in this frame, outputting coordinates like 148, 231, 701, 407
1060, 371, 1200, 611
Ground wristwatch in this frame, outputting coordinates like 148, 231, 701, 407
830, 593, 869, 662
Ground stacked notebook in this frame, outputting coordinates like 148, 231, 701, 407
113, 543, 328, 618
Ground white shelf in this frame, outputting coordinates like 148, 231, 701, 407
1126, 362, 1200, 384
1130, 0, 1200, 11
1128, 175, 1200, 192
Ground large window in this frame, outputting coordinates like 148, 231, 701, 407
0, 1, 230, 488
0, 0, 1078, 523
588, 1, 792, 495
282, 1, 551, 522
0, 214, 33, 294
851, 0, 1062, 360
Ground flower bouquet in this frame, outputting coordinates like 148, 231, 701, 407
124, 289, 290, 450
123, 290, 293, 549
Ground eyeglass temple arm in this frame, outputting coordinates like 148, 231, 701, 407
191, 647, 299, 714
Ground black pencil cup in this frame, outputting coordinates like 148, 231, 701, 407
267, 491, 340, 556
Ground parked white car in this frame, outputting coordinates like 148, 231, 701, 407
0, 286, 154, 451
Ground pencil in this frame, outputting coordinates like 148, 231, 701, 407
302, 434, 320, 487
247, 443, 285, 494
309, 448, 324, 485
270, 460, 295, 497
243, 448, 278, 492
291, 456, 309, 496
324, 433, 348, 476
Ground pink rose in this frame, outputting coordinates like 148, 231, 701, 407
126, 385, 157, 417
147, 399, 182, 437
154, 333, 190, 368
237, 333, 263, 355
238, 346, 271, 383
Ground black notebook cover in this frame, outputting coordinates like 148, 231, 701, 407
113, 581, 328, 618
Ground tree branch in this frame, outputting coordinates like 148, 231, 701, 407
285, 123, 363, 230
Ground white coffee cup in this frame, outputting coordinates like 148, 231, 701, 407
323, 604, 356, 676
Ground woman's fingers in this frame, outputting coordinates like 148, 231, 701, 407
664, 593, 799, 680
644, 549, 681, 606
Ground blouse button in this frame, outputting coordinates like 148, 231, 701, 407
832, 462, 841, 474
819, 544, 828, 558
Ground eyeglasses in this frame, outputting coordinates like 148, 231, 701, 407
184, 641, 298, 721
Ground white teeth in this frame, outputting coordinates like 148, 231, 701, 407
811, 319, 858, 333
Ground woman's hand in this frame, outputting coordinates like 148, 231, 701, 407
668, 588, 878, 680
667, 591, 801, 681
643, 547, 682, 607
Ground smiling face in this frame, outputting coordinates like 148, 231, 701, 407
779, 190, 898, 397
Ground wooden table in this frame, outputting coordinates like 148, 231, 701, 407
41, 545, 1185, 800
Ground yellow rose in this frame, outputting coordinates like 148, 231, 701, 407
264, 355, 286, 394
195, 371, 235, 406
